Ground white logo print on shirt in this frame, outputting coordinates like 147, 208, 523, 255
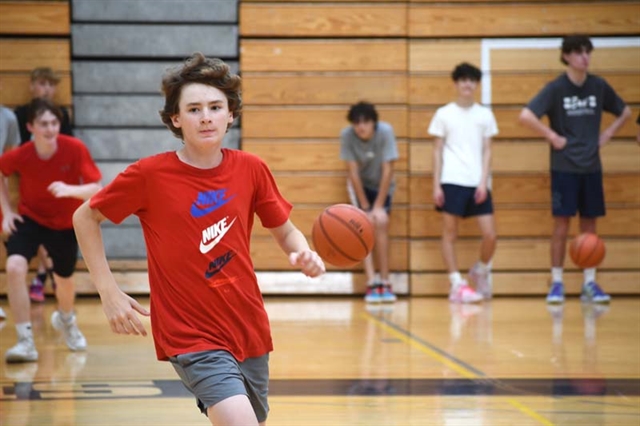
563, 96, 597, 116
199, 216, 237, 254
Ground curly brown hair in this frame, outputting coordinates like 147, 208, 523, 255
159, 52, 242, 139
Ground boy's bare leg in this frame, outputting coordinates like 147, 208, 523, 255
362, 253, 375, 284
207, 394, 260, 426
6, 255, 30, 323
374, 215, 390, 282
476, 214, 497, 263
551, 217, 571, 267
441, 213, 459, 273
52, 273, 75, 313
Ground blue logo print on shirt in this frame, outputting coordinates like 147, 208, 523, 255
205, 250, 236, 279
190, 189, 235, 218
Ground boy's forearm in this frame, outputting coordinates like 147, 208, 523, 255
69, 183, 103, 200
0, 176, 13, 216
519, 108, 556, 141
374, 165, 393, 209
72, 202, 118, 295
480, 141, 491, 187
604, 106, 632, 136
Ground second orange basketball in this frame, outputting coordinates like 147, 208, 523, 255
569, 232, 606, 268
311, 204, 375, 267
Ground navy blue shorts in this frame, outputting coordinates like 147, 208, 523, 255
4, 215, 78, 277
551, 170, 605, 218
436, 184, 494, 218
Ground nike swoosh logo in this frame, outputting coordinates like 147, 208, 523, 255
191, 198, 231, 218
199, 217, 237, 254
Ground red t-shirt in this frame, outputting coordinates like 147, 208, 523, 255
0, 134, 102, 230
90, 149, 292, 362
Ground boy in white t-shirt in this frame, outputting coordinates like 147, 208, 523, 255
428, 63, 499, 303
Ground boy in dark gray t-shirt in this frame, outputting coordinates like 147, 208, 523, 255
520, 35, 631, 305
340, 102, 399, 303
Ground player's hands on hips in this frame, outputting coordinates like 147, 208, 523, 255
433, 187, 445, 208
100, 287, 150, 336
1, 211, 23, 235
48, 181, 74, 198
289, 250, 325, 278
549, 134, 567, 150
599, 128, 614, 147
474, 185, 487, 204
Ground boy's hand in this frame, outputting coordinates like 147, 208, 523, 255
2, 212, 23, 235
475, 185, 487, 204
433, 187, 445, 208
100, 287, 151, 337
48, 181, 74, 198
368, 206, 387, 224
549, 134, 567, 150
289, 250, 325, 278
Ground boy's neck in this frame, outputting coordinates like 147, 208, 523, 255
566, 68, 588, 86
177, 145, 224, 169
455, 97, 475, 108
33, 138, 57, 160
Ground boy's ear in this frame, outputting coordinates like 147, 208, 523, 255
26, 122, 34, 134
170, 114, 181, 128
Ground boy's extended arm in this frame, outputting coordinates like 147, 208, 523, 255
600, 106, 632, 147
519, 108, 567, 150
346, 161, 370, 210
73, 201, 150, 336
49, 181, 102, 200
269, 219, 325, 278
374, 161, 393, 210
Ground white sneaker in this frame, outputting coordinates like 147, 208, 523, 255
5, 337, 39, 363
449, 281, 483, 304
469, 264, 492, 299
51, 311, 87, 351
0, 307, 6, 319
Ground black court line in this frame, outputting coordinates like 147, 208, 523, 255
2, 378, 639, 401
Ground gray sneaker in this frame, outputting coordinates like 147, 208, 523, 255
5, 337, 38, 363
51, 311, 87, 351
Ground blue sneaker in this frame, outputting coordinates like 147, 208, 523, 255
364, 285, 383, 303
546, 281, 565, 304
380, 284, 397, 303
581, 281, 611, 304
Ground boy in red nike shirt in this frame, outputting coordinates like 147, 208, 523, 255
73, 53, 325, 426
0, 98, 102, 362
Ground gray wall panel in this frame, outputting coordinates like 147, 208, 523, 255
77, 128, 240, 160
74, 95, 164, 126
72, 24, 238, 57
101, 227, 147, 259
73, 61, 238, 93
73, 0, 237, 23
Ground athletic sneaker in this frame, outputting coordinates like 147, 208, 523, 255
28, 277, 45, 303
364, 284, 383, 303
449, 281, 483, 304
546, 281, 565, 304
5, 337, 38, 363
51, 311, 87, 351
581, 281, 611, 304
380, 284, 397, 303
0, 307, 6, 319
469, 264, 492, 299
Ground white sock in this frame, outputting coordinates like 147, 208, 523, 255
449, 271, 464, 288
16, 322, 33, 340
584, 268, 596, 285
476, 261, 491, 273
551, 267, 563, 283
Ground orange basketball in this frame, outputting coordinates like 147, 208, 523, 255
311, 204, 375, 267
569, 233, 606, 268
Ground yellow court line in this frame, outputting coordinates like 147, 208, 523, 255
363, 313, 555, 426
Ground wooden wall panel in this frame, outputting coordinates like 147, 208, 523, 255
0, 2, 70, 35
0, 39, 71, 72
409, 3, 639, 37
411, 271, 640, 296
409, 174, 640, 205
243, 139, 409, 172
242, 106, 408, 138
410, 238, 640, 271
409, 141, 640, 174
410, 208, 640, 238
241, 40, 407, 72
240, 4, 406, 37
275, 174, 409, 204
409, 40, 481, 73
242, 73, 408, 105
0, 73, 72, 107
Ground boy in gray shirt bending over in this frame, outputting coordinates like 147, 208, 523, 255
519, 35, 631, 304
340, 102, 399, 303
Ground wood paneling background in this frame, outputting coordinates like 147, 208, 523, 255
239, 0, 640, 296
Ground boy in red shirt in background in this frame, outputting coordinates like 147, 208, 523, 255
0, 98, 102, 362
73, 53, 325, 426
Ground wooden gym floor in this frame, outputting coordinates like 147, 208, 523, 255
1, 295, 639, 426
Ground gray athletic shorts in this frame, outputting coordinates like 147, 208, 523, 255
168, 350, 270, 422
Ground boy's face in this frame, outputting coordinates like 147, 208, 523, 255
454, 77, 478, 98
26, 110, 60, 145
352, 118, 375, 141
30, 78, 57, 100
170, 83, 234, 146
563, 48, 591, 72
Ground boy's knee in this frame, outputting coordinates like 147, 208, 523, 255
6, 256, 28, 277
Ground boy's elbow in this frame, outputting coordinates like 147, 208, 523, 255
518, 108, 531, 125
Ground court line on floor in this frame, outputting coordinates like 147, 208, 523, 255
363, 312, 555, 426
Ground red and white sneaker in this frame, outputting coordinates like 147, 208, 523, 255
449, 281, 483, 304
